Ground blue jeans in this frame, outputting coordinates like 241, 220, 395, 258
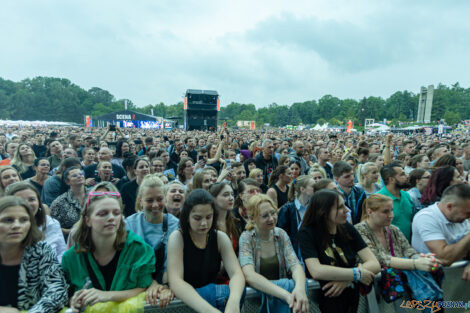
257, 278, 296, 313
196, 283, 246, 311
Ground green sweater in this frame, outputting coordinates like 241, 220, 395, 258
62, 230, 155, 293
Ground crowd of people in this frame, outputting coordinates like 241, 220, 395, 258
0, 124, 469, 313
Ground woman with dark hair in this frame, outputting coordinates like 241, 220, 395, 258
50, 166, 88, 238
420, 166, 464, 206
167, 189, 245, 312
0, 196, 68, 312
407, 169, 430, 211
298, 189, 380, 313
243, 158, 257, 177
267, 165, 292, 209
11, 143, 37, 179
432, 153, 457, 169
192, 171, 212, 191
62, 191, 155, 312
289, 161, 302, 181
112, 139, 130, 167
41, 157, 82, 206
410, 154, 430, 170
26, 158, 50, 195
6, 182, 66, 261
278, 155, 291, 167
120, 158, 150, 217
176, 157, 194, 187
210, 182, 241, 283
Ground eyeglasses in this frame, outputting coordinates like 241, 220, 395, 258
85, 191, 121, 209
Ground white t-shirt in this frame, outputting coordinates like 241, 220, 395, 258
412, 203, 470, 254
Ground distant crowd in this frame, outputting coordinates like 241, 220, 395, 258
0, 125, 469, 313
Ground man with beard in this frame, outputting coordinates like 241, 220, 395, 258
377, 163, 414, 241
289, 140, 308, 174
254, 139, 278, 184
333, 161, 366, 225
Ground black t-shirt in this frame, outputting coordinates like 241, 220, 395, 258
95, 250, 121, 291
183, 230, 221, 289
0, 263, 20, 307
33, 144, 47, 158
298, 222, 366, 282
120, 179, 139, 217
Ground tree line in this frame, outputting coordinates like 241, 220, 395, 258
0, 76, 469, 127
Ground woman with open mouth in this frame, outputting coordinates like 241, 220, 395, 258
126, 174, 179, 309
164, 181, 185, 218
167, 189, 245, 312
62, 190, 155, 312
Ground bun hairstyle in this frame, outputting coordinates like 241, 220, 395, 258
245, 194, 276, 231
360, 194, 393, 221
288, 175, 314, 202
356, 162, 378, 186
268, 165, 289, 187
135, 174, 164, 212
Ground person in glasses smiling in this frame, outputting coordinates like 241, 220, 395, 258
62, 190, 155, 312
50, 166, 88, 240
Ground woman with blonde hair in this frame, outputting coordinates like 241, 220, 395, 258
62, 190, 155, 312
308, 164, 326, 183
239, 194, 309, 313
126, 175, 178, 308
11, 143, 37, 179
249, 168, 269, 193
356, 162, 381, 196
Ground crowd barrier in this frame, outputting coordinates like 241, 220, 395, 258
142, 261, 469, 313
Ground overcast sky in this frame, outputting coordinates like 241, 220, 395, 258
1, 0, 469, 108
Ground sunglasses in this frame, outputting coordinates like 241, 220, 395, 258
85, 191, 121, 209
